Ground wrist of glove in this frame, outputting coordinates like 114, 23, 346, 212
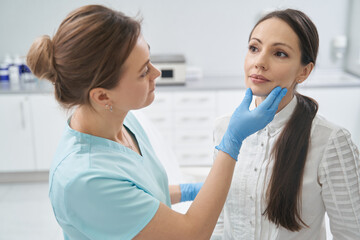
180, 183, 204, 202
215, 131, 243, 161
216, 87, 287, 161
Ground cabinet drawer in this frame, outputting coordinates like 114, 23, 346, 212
147, 92, 173, 110
173, 91, 216, 110
145, 114, 173, 129
174, 129, 213, 148
174, 111, 215, 128
153, 130, 174, 148
175, 149, 213, 166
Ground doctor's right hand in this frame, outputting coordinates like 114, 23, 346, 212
216, 86, 287, 161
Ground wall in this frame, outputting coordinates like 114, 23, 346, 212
345, 0, 360, 77
0, 0, 350, 77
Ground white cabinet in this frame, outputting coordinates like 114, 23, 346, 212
173, 91, 216, 166
2, 84, 360, 172
216, 90, 246, 117
30, 94, 68, 170
142, 91, 217, 166
0, 94, 68, 172
0, 95, 35, 172
141, 92, 174, 146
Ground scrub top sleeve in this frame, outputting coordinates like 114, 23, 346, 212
64, 172, 160, 240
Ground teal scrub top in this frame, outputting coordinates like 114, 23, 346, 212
49, 112, 171, 240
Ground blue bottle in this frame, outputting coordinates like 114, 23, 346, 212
0, 63, 10, 89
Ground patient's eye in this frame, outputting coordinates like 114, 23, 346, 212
275, 51, 288, 58
249, 45, 258, 53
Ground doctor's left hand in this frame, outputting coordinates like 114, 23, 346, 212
180, 183, 204, 202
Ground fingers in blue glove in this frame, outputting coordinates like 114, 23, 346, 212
257, 86, 286, 110
180, 183, 204, 202
268, 88, 287, 112
215, 86, 287, 162
253, 86, 287, 123
239, 88, 253, 110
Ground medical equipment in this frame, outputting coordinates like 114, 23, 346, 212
151, 54, 186, 85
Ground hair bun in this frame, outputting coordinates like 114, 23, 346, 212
26, 35, 57, 83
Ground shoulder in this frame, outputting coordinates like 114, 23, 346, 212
61, 169, 159, 239
53, 166, 159, 215
63, 169, 137, 198
214, 114, 231, 133
213, 114, 231, 144
314, 114, 359, 166
49, 145, 137, 200
311, 114, 351, 143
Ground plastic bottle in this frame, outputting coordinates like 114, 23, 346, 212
0, 62, 10, 89
19, 56, 36, 86
9, 55, 21, 89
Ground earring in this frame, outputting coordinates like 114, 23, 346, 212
105, 104, 113, 112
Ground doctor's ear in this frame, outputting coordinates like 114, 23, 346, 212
89, 88, 111, 107
296, 62, 314, 84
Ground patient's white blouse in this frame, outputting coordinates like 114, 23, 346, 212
213, 96, 360, 240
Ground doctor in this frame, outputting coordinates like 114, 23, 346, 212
27, 5, 286, 239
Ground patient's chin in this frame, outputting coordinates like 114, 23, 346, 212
251, 89, 270, 97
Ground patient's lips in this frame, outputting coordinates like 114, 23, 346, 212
250, 74, 270, 84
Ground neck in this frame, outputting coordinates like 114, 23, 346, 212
255, 92, 294, 113
70, 105, 128, 143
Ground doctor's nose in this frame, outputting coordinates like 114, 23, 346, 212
150, 62, 161, 80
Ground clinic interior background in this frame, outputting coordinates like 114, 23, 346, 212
0, 0, 355, 76
0, 0, 359, 171
0, 2, 358, 239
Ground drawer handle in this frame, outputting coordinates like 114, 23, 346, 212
181, 153, 208, 158
151, 117, 166, 122
198, 117, 208, 121
180, 98, 209, 103
181, 135, 208, 140
198, 136, 208, 140
180, 117, 209, 122
20, 101, 26, 129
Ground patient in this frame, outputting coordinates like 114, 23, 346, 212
213, 9, 360, 239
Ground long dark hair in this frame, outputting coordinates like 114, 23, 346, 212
251, 9, 319, 231
27, 5, 141, 109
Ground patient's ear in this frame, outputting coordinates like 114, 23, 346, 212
296, 62, 314, 84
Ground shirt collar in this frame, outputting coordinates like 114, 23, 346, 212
265, 95, 297, 136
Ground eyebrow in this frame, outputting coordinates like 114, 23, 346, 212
250, 38, 294, 51
138, 44, 151, 73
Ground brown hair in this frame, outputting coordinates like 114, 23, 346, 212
27, 5, 141, 109
250, 9, 319, 231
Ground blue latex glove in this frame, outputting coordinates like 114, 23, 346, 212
180, 183, 204, 202
216, 87, 287, 160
